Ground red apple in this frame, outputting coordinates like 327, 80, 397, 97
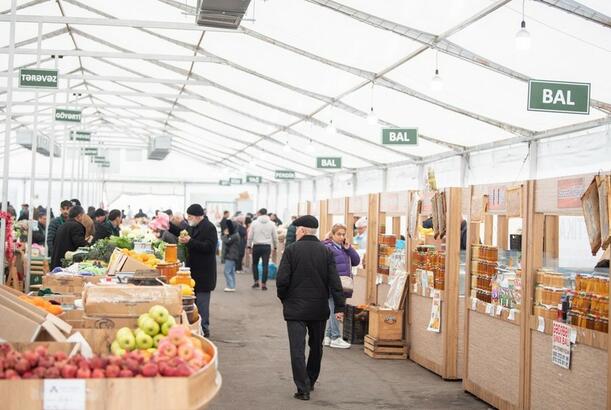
156, 341, 177, 358
0, 343, 12, 357
107, 356, 122, 367
124, 358, 140, 374
0, 370, 5, 379
76, 367, 91, 379
4, 369, 18, 379
6, 351, 22, 368
44, 367, 60, 379
0, 357, 5, 371
105, 364, 120, 378
53, 351, 68, 362
34, 346, 48, 358
91, 368, 106, 379
14, 358, 31, 375
141, 362, 158, 377
60, 364, 78, 379
118, 369, 133, 378
21, 371, 35, 379
33, 366, 47, 379
23, 351, 39, 368
175, 363, 193, 377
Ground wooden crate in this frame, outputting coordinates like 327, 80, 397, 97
367, 306, 403, 341
364, 335, 407, 360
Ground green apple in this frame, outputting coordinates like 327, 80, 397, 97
140, 318, 160, 337
116, 328, 136, 351
111, 340, 126, 356
153, 334, 165, 348
135, 332, 154, 350
137, 313, 152, 328
149, 305, 170, 324
161, 316, 176, 336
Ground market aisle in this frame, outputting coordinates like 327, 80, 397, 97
207, 268, 488, 410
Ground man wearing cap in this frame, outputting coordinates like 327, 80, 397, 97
169, 204, 217, 337
277, 215, 345, 401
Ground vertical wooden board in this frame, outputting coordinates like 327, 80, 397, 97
444, 188, 462, 379
366, 194, 380, 304
409, 293, 444, 370
597, 176, 610, 249
497, 215, 509, 250
457, 296, 465, 380
506, 186, 523, 218
349, 195, 368, 215
582, 177, 602, 255
530, 331, 607, 410
522, 181, 536, 410
463, 185, 477, 385
484, 214, 494, 245
392, 216, 401, 239
408, 192, 421, 240
543, 215, 559, 262
318, 200, 329, 239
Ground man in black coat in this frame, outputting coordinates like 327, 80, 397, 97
93, 209, 122, 243
50, 206, 90, 269
277, 215, 345, 401
169, 203, 218, 337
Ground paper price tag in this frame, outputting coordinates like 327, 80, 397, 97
537, 316, 546, 332
495, 305, 503, 316
471, 297, 477, 311
508, 309, 516, 321
570, 328, 577, 344
44, 379, 86, 410
485, 303, 493, 315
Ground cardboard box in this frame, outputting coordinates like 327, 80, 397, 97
43, 293, 78, 307
0, 329, 221, 410
83, 285, 182, 317
81, 313, 182, 329
107, 248, 153, 275
60, 309, 85, 328
42, 274, 103, 295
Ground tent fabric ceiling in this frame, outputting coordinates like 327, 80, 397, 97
1, 0, 610, 183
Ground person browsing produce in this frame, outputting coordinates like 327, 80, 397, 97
50, 205, 90, 269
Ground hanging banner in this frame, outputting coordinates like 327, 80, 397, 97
427, 289, 441, 333
275, 170, 295, 180
382, 128, 418, 145
246, 175, 262, 184
55, 108, 81, 123
19, 68, 58, 89
71, 131, 91, 142
551, 321, 571, 369
557, 177, 585, 209
487, 185, 507, 211
528, 80, 590, 115
316, 157, 342, 169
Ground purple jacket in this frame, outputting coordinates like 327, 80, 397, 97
323, 239, 360, 278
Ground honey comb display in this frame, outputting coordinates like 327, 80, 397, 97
411, 245, 445, 292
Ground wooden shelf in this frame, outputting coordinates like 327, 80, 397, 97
469, 298, 521, 326
529, 315, 608, 351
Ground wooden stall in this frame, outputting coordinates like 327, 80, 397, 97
348, 194, 370, 306
406, 187, 464, 380
297, 201, 311, 217
463, 182, 528, 409
523, 174, 610, 410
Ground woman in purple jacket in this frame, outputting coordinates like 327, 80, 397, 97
323, 223, 360, 349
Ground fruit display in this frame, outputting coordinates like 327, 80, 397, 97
169, 267, 196, 296
120, 248, 160, 268
18, 295, 63, 315
110, 305, 176, 357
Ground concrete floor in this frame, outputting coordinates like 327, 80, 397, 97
208, 270, 489, 410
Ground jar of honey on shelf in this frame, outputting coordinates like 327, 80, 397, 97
174, 267, 193, 286
164, 244, 177, 263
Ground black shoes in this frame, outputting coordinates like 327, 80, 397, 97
252, 282, 260, 289
261, 284, 268, 291
294, 392, 310, 401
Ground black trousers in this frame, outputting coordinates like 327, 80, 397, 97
252, 244, 271, 283
286, 320, 326, 393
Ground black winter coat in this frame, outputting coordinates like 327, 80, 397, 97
31, 223, 46, 246
51, 219, 89, 269
221, 232, 241, 262
93, 221, 120, 244
169, 218, 218, 292
277, 235, 345, 321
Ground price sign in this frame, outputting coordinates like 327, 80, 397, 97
44, 379, 86, 410
551, 321, 571, 369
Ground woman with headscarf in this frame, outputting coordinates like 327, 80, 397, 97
149, 212, 177, 244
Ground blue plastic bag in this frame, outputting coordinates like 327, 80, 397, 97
257, 262, 278, 280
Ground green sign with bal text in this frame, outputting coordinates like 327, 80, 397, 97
528, 80, 590, 115
382, 128, 418, 145
316, 157, 342, 169
19, 69, 58, 89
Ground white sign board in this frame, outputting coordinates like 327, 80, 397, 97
551, 321, 571, 369
44, 379, 86, 410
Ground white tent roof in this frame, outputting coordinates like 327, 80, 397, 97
1, 0, 610, 183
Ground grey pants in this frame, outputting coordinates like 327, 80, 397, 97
195, 291, 211, 335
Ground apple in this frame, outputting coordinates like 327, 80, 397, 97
14, 358, 31, 375
161, 316, 176, 336
118, 369, 133, 378
135, 332, 154, 350
157, 341, 177, 358
91, 368, 106, 378
54, 351, 68, 362
137, 313, 152, 328
76, 367, 91, 379
45, 367, 61, 379
176, 363, 194, 377
153, 334, 165, 348
124, 358, 140, 374
116, 329, 136, 351
23, 351, 39, 368
149, 305, 170, 324
178, 343, 194, 361
22, 371, 34, 379
105, 364, 120, 378
140, 318, 160, 337
60, 364, 77, 379
34, 346, 48, 358
0, 344, 12, 357
167, 326, 188, 345
111, 341, 126, 356
33, 366, 47, 379
5, 369, 20, 379
141, 362, 158, 377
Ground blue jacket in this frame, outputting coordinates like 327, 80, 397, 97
323, 239, 360, 278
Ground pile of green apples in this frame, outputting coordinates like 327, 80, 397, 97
111, 305, 176, 356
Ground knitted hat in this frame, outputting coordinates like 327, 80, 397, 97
186, 203, 205, 217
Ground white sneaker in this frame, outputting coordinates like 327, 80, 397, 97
224, 288, 236, 292
323, 336, 331, 347
329, 338, 351, 349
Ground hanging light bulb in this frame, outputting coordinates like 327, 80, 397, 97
515, 0, 531, 51
515, 20, 531, 50
367, 82, 379, 125
326, 120, 337, 136
282, 140, 292, 153
430, 51, 443, 91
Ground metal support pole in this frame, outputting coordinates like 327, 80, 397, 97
312, 179, 317, 204
329, 176, 334, 199
183, 182, 187, 211
0, 0, 18, 285
25, 22, 43, 291
255, 184, 260, 212
351, 172, 357, 197
417, 164, 426, 191
44, 56, 59, 256
459, 153, 470, 187
60, 80, 70, 199
382, 167, 389, 192
528, 141, 538, 180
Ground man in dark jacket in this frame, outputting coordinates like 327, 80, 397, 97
169, 204, 217, 337
47, 200, 72, 256
277, 215, 345, 401
31, 209, 47, 246
93, 209, 122, 243
51, 206, 89, 269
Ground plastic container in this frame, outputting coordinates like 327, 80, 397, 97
342, 304, 368, 345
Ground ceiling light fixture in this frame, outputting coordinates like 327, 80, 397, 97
515, 0, 531, 51
326, 120, 337, 136
431, 50, 443, 91
306, 139, 316, 154
282, 139, 292, 153
367, 82, 379, 125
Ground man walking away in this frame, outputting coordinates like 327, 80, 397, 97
51, 206, 90, 269
47, 200, 72, 256
277, 215, 345, 401
169, 204, 217, 337
247, 208, 278, 291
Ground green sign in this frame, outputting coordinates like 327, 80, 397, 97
316, 157, 342, 169
382, 128, 418, 145
219, 180, 231, 186
19, 68, 58, 89
528, 80, 590, 115
100, 162, 111, 168
55, 108, 81, 123
82, 147, 97, 156
229, 178, 243, 185
71, 131, 91, 141
246, 175, 262, 184
275, 170, 296, 180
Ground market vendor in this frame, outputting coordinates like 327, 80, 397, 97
169, 204, 217, 338
353, 217, 368, 250
51, 206, 90, 269
92, 209, 122, 244
31, 208, 47, 246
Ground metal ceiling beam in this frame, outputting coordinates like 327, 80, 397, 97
0, 73, 214, 86
3, 48, 223, 63
306, 0, 611, 114
13, 87, 219, 101
0, 0, 47, 15
4, 101, 188, 111
533, 0, 611, 28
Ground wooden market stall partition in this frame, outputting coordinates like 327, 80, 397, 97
297, 201, 311, 217
348, 194, 369, 306
523, 174, 610, 410
406, 187, 464, 380
463, 182, 529, 409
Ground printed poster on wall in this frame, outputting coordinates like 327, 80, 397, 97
558, 177, 585, 209
551, 321, 571, 369
487, 185, 506, 211
427, 290, 441, 333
